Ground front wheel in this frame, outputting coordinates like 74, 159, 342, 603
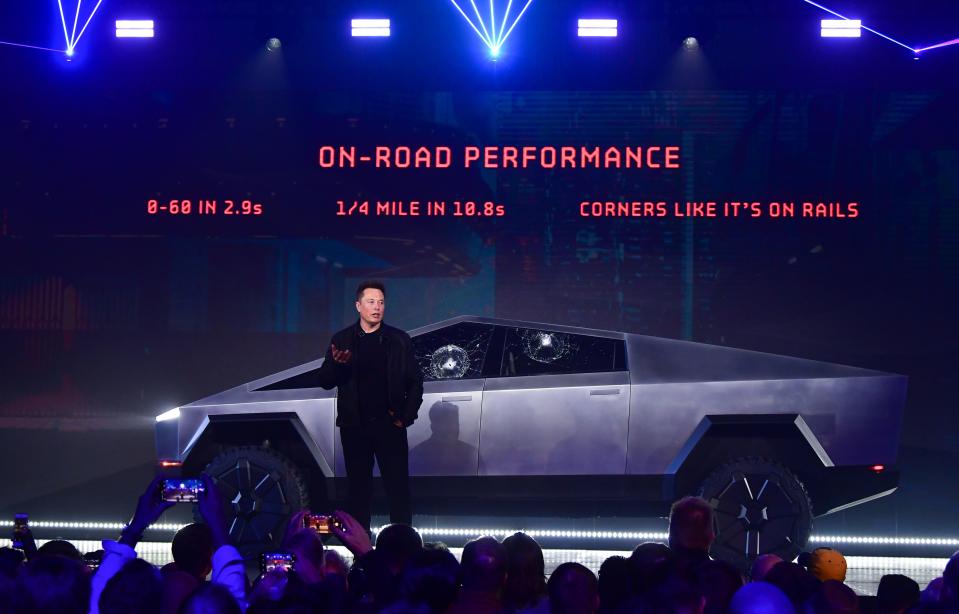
698, 457, 813, 570
200, 445, 309, 558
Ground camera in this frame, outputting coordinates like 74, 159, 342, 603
160, 478, 205, 503
303, 513, 344, 534
260, 552, 295, 574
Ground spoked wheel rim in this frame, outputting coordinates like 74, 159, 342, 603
211, 457, 293, 547
701, 459, 812, 569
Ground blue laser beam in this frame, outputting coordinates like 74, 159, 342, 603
71, 0, 104, 48
448, 0, 493, 47
0, 40, 66, 53
70, 0, 83, 47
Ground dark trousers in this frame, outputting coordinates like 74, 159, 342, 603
340, 422, 412, 530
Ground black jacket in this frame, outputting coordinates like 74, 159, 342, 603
316, 320, 424, 428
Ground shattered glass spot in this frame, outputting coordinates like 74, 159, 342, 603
430, 344, 470, 379
523, 330, 571, 364
412, 322, 495, 381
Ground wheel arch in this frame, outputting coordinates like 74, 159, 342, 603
664, 414, 832, 507
180, 412, 332, 502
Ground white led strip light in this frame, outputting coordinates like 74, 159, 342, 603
2, 520, 955, 546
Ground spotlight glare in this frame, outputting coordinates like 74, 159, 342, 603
351, 18, 391, 37
683, 36, 699, 50
821, 19, 861, 38
266, 37, 281, 51
578, 18, 618, 37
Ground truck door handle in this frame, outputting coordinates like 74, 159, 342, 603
441, 395, 473, 402
589, 389, 621, 396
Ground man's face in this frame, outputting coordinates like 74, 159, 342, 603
356, 288, 385, 327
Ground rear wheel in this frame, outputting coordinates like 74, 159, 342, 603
200, 445, 309, 558
699, 457, 812, 570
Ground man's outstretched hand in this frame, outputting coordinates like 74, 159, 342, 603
119, 475, 175, 547
330, 344, 352, 364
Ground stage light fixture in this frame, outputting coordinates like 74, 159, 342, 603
821, 19, 861, 38
266, 37, 282, 51
116, 20, 155, 38
351, 18, 391, 37
446, 0, 535, 58
683, 36, 699, 50
578, 18, 618, 37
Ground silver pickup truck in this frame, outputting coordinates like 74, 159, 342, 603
156, 316, 905, 566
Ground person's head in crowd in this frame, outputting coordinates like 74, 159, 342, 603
751, 554, 783, 582
596, 555, 632, 614
804, 548, 848, 583
460, 536, 508, 593
285, 530, 325, 584
321, 549, 349, 580
669, 497, 716, 554
180, 582, 242, 614
943, 551, 959, 605
0, 547, 24, 579
171, 523, 214, 581
765, 561, 821, 608
99, 558, 162, 614
36, 539, 82, 561
876, 574, 920, 614
630, 542, 675, 594
502, 531, 547, 609
375, 524, 425, 575
920, 578, 943, 604
695, 559, 745, 614
548, 562, 600, 614
13, 554, 90, 614
730, 582, 794, 614
400, 546, 460, 613
806, 580, 860, 614
159, 562, 200, 614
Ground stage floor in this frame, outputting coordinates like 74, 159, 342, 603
2, 539, 946, 596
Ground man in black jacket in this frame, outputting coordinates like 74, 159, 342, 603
315, 280, 424, 530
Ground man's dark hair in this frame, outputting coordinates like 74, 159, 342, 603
99, 558, 161, 614
36, 539, 82, 561
375, 524, 424, 570
460, 536, 508, 592
547, 562, 599, 614
877, 574, 920, 614
356, 280, 386, 302
629, 542, 674, 595
285, 530, 325, 569
669, 496, 715, 552
400, 547, 460, 612
13, 554, 90, 614
597, 555, 633, 614
0, 547, 25, 580
943, 551, 959, 605
502, 532, 546, 609
172, 523, 214, 579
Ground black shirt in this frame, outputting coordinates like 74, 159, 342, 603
355, 325, 390, 422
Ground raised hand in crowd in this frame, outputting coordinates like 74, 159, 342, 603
197, 473, 231, 548
119, 474, 176, 548
331, 509, 373, 557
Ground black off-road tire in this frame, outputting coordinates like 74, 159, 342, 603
199, 446, 309, 558
698, 457, 813, 571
